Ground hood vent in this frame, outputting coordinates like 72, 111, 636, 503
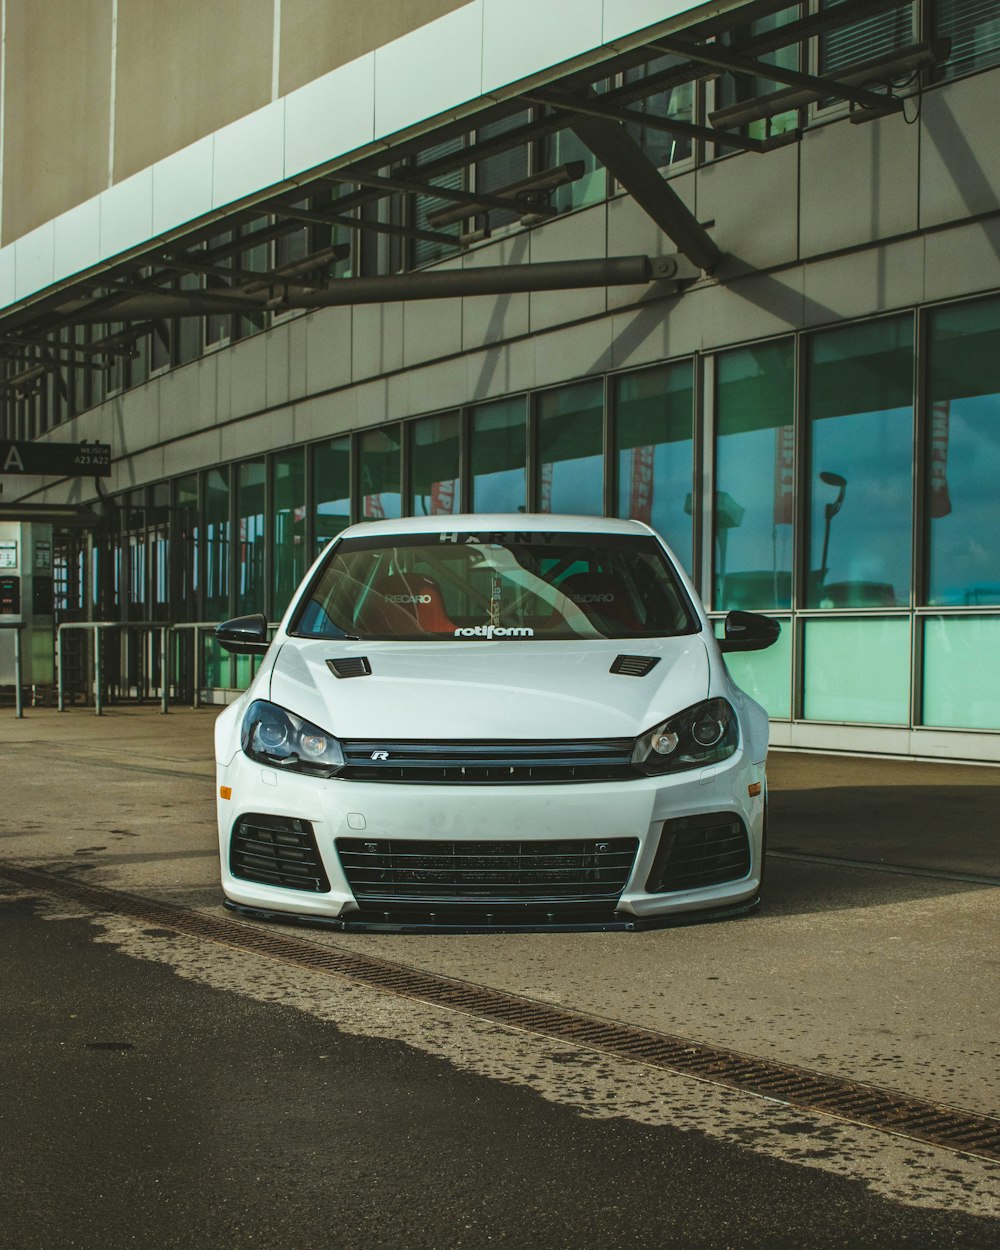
327, 656, 372, 679
610, 654, 660, 678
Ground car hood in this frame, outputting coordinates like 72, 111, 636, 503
266, 635, 711, 740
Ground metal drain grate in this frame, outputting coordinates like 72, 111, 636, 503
3, 861, 999, 1164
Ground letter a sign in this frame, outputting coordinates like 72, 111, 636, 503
0, 440, 111, 476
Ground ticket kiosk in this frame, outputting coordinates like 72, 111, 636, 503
0, 521, 54, 690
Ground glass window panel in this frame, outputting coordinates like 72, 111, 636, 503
803, 617, 910, 724
615, 362, 693, 568
624, 56, 694, 167
202, 631, 230, 691
470, 397, 527, 512
806, 317, 913, 608
204, 466, 230, 620
932, 0, 1000, 82
544, 98, 606, 212
177, 274, 202, 364
204, 233, 234, 348
272, 449, 306, 617
359, 425, 401, 520
476, 112, 531, 229
410, 413, 460, 515
819, 1, 913, 76
412, 139, 465, 266
313, 436, 351, 550
537, 381, 604, 516
714, 617, 792, 718
922, 615, 1000, 729
926, 296, 1000, 605
174, 474, 199, 621
236, 460, 266, 615
718, 6, 802, 140
714, 341, 794, 609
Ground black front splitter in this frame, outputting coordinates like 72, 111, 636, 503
223, 896, 760, 934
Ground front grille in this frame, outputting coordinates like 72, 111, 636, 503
338, 738, 637, 784
230, 814, 331, 893
336, 837, 639, 907
646, 813, 751, 893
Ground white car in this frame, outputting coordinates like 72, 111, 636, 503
214, 514, 779, 931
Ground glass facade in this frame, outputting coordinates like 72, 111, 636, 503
614, 363, 693, 568
806, 317, 914, 609
714, 342, 794, 609
925, 296, 1000, 606
313, 436, 351, 551
272, 449, 306, 617
411, 413, 461, 515
537, 381, 604, 516
358, 426, 402, 520
470, 397, 527, 513
74, 290, 1000, 747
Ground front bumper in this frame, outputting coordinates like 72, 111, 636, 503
216, 748, 766, 930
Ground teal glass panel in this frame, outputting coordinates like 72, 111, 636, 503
475, 113, 530, 228
615, 363, 693, 568
236, 460, 266, 616
718, 6, 803, 139
359, 426, 401, 520
203, 467, 230, 620
933, 0, 1000, 82
470, 397, 526, 512
922, 615, 1000, 730
926, 297, 1000, 605
272, 448, 306, 617
313, 436, 351, 550
714, 341, 794, 609
803, 617, 910, 724
173, 474, 199, 622
202, 631, 230, 691
807, 317, 914, 608
714, 618, 792, 718
411, 412, 460, 515
235, 653, 258, 690
537, 380, 604, 516
544, 116, 605, 212
624, 55, 694, 166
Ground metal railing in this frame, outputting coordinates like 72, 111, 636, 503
55, 620, 277, 715
0, 621, 26, 718
57, 621, 172, 715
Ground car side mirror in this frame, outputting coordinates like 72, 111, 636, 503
215, 613, 270, 655
718, 610, 780, 653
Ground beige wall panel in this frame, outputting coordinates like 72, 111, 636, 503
2, 0, 112, 245
114, 0, 273, 183
279, 0, 470, 95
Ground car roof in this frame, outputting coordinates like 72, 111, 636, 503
339, 513, 656, 541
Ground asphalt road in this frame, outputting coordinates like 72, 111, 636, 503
0, 707, 998, 1249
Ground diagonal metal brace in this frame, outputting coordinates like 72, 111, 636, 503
565, 101, 722, 273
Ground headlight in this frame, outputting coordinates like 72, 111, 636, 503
240, 700, 345, 777
632, 698, 738, 775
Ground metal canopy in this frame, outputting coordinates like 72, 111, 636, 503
0, 0, 943, 371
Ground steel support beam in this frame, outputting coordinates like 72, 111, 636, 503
61, 256, 686, 322
272, 203, 456, 247
524, 90, 789, 154
565, 106, 722, 273
651, 36, 902, 116
333, 170, 557, 220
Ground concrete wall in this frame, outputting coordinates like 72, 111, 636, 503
1, 0, 474, 245
2, 0, 113, 244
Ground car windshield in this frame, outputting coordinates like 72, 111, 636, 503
291, 530, 698, 641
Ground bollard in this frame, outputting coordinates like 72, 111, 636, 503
13, 626, 23, 719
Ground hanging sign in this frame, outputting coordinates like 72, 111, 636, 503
0, 441, 111, 476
